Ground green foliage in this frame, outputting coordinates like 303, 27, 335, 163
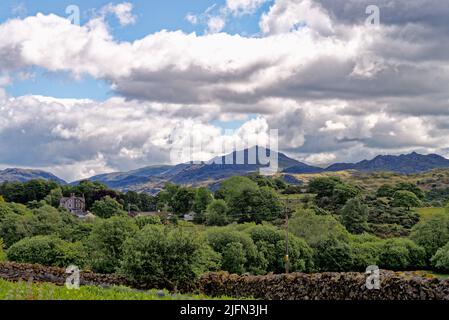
221, 242, 247, 274
192, 187, 213, 222
392, 190, 422, 209
120, 225, 220, 289
376, 184, 396, 198
172, 187, 196, 215
204, 227, 263, 274
6, 235, 86, 268
396, 183, 425, 200
0, 238, 5, 262
341, 198, 369, 234
309, 177, 360, 211
204, 199, 229, 226
44, 188, 63, 208
91, 196, 126, 218
313, 236, 353, 272
378, 238, 426, 270
134, 215, 162, 229
215, 176, 259, 202
431, 242, 449, 272
244, 224, 314, 273
87, 216, 138, 273
289, 210, 349, 247
0, 179, 59, 204
410, 213, 449, 259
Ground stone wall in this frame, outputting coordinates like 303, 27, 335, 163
2, 262, 449, 300
199, 271, 449, 300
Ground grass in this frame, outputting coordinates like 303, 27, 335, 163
0, 278, 229, 300
416, 207, 446, 220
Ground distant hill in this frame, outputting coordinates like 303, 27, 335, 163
325, 152, 449, 174
84, 146, 319, 192
0, 168, 66, 184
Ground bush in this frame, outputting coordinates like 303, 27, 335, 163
221, 242, 247, 274
313, 236, 353, 272
341, 198, 369, 234
410, 213, 449, 259
6, 235, 86, 268
204, 227, 264, 274
87, 216, 138, 273
91, 196, 126, 218
0, 238, 5, 262
204, 200, 229, 226
244, 224, 314, 273
120, 225, 219, 290
378, 238, 426, 270
431, 242, 449, 272
134, 215, 162, 229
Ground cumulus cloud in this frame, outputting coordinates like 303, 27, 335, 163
1, 0, 449, 178
101, 2, 136, 26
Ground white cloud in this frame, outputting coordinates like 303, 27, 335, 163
101, 2, 136, 26
226, 0, 270, 15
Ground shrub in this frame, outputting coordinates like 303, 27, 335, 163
313, 236, 353, 272
6, 235, 86, 268
341, 198, 369, 234
87, 216, 138, 273
0, 238, 5, 262
431, 242, 449, 272
91, 196, 126, 218
378, 238, 426, 270
221, 242, 247, 274
410, 213, 449, 259
204, 200, 229, 226
245, 224, 314, 273
204, 227, 264, 274
134, 215, 162, 229
120, 225, 219, 290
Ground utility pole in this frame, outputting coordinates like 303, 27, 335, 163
283, 198, 291, 274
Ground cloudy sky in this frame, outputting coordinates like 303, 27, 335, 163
1, 0, 449, 182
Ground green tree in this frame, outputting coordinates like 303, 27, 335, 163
341, 198, 369, 234
120, 225, 219, 290
204, 199, 229, 226
221, 242, 247, 274
44, 187, 63, 208
313, 236, 353, 272
91, 196, 126, 218
410, 213, 449, 259
192, 187, 213, 222
391, 190, 422, 210
171, 187, 196, 215
376, 184, 396, 198
431, 242, 449, 272
7, 235, 86, 268
395, 183, 425, 200
87, 216, 138, 273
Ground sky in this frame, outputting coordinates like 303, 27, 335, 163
1, 0, 449, 182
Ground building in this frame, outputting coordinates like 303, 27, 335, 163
60, 193, 86, 217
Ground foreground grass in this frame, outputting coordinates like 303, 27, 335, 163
0, 278, 229, 300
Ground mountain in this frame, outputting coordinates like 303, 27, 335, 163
325, 152, 449, 174
0, 168, 66, 184
84, 146, 319, 192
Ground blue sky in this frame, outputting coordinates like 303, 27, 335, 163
1, 0, 271, 101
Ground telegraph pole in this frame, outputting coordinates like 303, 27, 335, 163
284, 198, 290, 274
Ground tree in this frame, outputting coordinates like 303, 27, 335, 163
391, 190, 422, 210
204, 200, 229, 226
192, 187, 213, 222
91, 196, 126, 218
87, 216, 137, 273
221, 242, 247, 274
313, 236, 353, 272
341, 198, 369, 234
120, 225, 219, 290
6, 235, 86, 268
410, 213, 449, 259
44, 187, 63, 208
395, 183, 425, 200
376, 184, 396, 198
431, 242, 449, 272
171, 187, 196, 215
214, 176, 258, 202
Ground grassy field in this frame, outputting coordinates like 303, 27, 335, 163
0, 278, 228, 300
416, 207, 446, 220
